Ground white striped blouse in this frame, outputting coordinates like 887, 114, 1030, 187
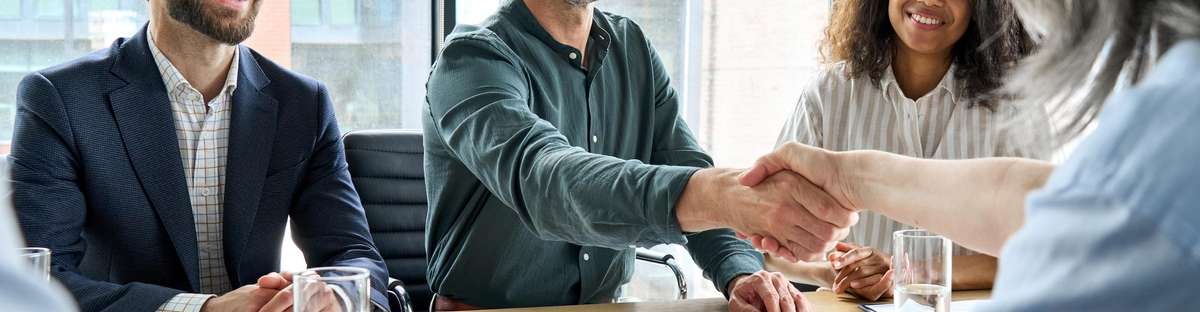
777, 62, 1049, 256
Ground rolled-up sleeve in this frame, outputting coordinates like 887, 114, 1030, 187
641, 39, 763, 295
425, 32, 696, 249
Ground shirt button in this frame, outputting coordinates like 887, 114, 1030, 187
201, 188, 212, 196
569, 52, 578, 60
591, 136, 598, 143
583, 253, 590, 261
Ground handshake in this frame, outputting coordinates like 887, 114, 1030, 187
677, 142, 862, 262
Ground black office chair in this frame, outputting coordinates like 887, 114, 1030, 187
344, 129, 427, 312
343, 130, 688, 310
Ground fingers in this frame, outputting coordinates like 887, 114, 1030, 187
832, 267, 854, 294
850, 273, 884, 289
760, 236, 779, 254
836, 263, 888, 289
750, 235, 799, 263
827, 250, 845, 264
738, 155, 779, 187
832, 247, 876, 270
296, 279, 330, 310
765, 235, 814, 263
258, 272, 291, 290
787, 175, 857, 229
257, 287, 294, 312
243, 287, 282, 311
280, 271, 294, 283
740, 143, 810, 187
747, 274, 783, 312
729, 295, 764, 312
794, 291, 812, 312
770, 273, 796, 312
854, 270, 894, 301
835, 242, 856, 252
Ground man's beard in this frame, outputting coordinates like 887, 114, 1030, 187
167, 0, 262, 45
564, 0, 598, 8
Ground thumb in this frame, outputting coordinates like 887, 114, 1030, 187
738, 148, 791, 187
738, 160, 771, 187
257, 272, 289, 290
835, 242, 855, 252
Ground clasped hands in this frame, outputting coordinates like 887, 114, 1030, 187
683, 142, 861, 262
736, 143, 895, 300
201, 271, 347, 312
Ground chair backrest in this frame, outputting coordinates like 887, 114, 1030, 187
343, 129, 431, 311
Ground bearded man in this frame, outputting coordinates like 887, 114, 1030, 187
10, 0, 390, 311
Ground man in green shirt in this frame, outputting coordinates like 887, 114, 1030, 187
423, 1, 858, 311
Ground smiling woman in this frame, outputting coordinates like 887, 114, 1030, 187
767, 0, 1045, 301
824, 0, 1032, 107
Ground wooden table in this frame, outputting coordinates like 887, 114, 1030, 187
466, 290, 991, 312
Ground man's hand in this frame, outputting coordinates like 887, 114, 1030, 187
677, 167, 858, 262
737, 143, 863, 261
728, 271, 811, 312
292, 272, 347, 312
256, 272, 296, 312
200, 284, 281, 312
829, 242, 892, 301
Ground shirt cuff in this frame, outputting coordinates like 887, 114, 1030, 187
710, 251, 766, 297
157, 293, 215, 312
653, 165, 702, 243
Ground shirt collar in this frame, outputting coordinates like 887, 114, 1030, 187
500, 0, 612, 70
881, 64, 959, 102
146, 28, 240, 100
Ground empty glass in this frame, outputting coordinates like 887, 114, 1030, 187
18, 247, 51, 282
293, 266, 370, 312
893, 230, 952, 312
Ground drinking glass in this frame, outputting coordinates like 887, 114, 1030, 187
893, 230, 952, 312
293, 266, 370, 312
18, 247, 51, 282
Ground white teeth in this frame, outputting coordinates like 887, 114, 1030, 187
911, 13, 943, 25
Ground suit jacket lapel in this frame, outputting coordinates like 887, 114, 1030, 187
222, 45, 278, 282
107, 26, 202, 291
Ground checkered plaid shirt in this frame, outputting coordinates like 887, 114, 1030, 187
148, 30, 239, 312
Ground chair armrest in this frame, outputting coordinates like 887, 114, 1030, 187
387, 278, 414, 312
634, 248, 688, 300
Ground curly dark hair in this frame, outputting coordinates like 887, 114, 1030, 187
822, 0, 1034, 109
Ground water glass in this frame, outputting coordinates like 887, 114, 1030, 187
893, 230, 952, 312
293, 266, 370, 312
18, 247, 51, 282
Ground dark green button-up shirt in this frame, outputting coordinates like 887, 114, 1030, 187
422, 0, 763, 308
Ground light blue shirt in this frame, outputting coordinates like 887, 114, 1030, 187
984, 39, 1200, 311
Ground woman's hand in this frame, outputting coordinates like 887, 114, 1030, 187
828, 242, 892, 301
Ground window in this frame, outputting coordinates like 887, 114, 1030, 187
0, 1, 20, 19
328, 0, 357, 25
283, 0, 432, 270
290, 0, 432, 132
0, 0, 430, 145
89, 0, 119, 11
0, 1, 147, 146
36, 1, 64, 19
291, 0, 321, 26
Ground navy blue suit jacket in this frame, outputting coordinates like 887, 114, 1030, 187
10, 27, 390, 311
